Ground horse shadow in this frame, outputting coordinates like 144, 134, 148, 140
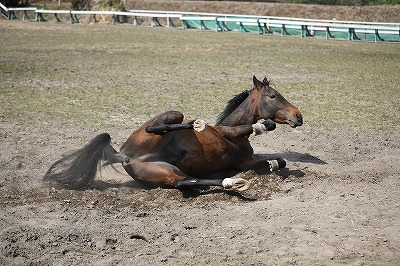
274, 151, 327, 165
253, 150, 326, 179
179, 187, 258, 201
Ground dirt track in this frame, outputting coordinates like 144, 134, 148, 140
1, 117, 399, 265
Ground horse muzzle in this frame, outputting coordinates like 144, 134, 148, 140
287, 113, 303, 128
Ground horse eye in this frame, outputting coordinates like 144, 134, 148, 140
269, 94, 275, 99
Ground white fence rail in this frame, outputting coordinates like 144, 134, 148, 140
1, 4, 399, 43
1, 2, 37, 20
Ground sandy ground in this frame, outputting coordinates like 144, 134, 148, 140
1, 113, 399, 265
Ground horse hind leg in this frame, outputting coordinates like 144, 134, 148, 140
175, 177, 250, 191
146, 119, 207, 134
124, 159, 249, 191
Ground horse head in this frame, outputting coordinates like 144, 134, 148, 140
253, 75, 303, 128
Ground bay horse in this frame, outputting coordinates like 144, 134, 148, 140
44, 76, 302, 191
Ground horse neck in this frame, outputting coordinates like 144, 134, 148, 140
218, 94, 259, 126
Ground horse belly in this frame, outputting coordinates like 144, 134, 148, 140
173, 131, 251, 176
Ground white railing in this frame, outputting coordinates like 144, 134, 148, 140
0, 3, 37, 20
34, 9, 183, 27
179, 13, 399, 42
1, 4, 398, 43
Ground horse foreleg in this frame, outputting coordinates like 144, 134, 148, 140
219, 119, 276, 139
233, 157, 286, 172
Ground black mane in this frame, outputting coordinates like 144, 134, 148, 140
215, 89, 252, 125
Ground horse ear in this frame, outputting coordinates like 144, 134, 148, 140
253, 75, 264, 89
262, 77, 270, 86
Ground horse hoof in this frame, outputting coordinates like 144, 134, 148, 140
193, 119, 207, 132
262, 119, 276, 131
268, 158, 286, 171
222, 178, 250, 191
276, 158, 286, 168
252, 123, 267, 135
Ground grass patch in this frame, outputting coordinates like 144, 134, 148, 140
1, 22, 399, 132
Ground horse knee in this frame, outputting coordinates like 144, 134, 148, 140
159, 111, 184, 124
125, 160, 187, 188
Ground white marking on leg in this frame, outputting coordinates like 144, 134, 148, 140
268, 160, 280, 172
252, 123, 267, 136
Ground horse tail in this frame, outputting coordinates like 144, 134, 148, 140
44, 133, 127, 190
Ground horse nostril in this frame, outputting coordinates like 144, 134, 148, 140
296, 113, 303, 123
